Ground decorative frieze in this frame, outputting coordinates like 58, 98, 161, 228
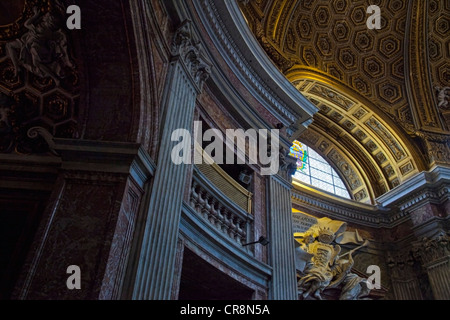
415, 130, 450, 166
365, 117, 407, 161
328, 148, 362, 191
291, 187, 387, 227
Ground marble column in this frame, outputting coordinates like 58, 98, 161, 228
132, 21, 211, 300
386, 252, 423, 300
426, 258, 450, 300
266, 151, 298, 300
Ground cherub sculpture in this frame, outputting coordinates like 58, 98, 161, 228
435, 86, 450, 110
6, 7, 75, 86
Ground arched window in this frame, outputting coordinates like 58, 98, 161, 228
289, 141, 351, 199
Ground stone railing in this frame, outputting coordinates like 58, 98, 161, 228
190, 166, 254, 249
195, 146, 252, 213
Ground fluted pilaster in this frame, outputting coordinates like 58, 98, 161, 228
413, 232, 450, 300
132, 21, 210, 300
386, 252, 423, 300
267, 173, 297, 300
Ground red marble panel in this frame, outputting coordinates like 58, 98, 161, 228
198, 88, 239, 131
444, 200, 450, 218
99, 178, 143, 299
381, 220, 415, 242
410, 203, 441, 226
13, 171, 136, 300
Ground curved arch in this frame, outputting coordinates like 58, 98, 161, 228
286, 67, 427, 168
73, 0, 160, 158
238, 0, 436, 199
128, 0, 163, 158
288, 74, 426, 201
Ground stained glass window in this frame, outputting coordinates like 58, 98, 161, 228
290, 141, 351, 199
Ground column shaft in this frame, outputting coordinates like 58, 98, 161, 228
267, 176, 297, 300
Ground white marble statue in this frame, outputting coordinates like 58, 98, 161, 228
295, 222, 372, 300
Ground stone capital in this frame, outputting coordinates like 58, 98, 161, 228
412, 231, 450, 267
279, 147, 297, 182
171, 20, 212, 93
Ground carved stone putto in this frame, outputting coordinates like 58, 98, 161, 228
6, 6, 75, 87
171, 20, 211, 92
435, 86, 450, 111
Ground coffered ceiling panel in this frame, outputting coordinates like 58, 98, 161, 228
239, 0, 450, 201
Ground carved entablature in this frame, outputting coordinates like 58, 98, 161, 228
171, 20, 211, 93
412, 232, 450, 267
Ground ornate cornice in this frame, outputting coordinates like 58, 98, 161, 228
377, 165, 450, 212
192, 0, 317, 134
53, 138, 155, 188
291, 183, 390, 227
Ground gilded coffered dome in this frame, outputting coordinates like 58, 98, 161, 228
240, 0, 450, 203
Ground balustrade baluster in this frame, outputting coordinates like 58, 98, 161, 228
188, 175, 254, 250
